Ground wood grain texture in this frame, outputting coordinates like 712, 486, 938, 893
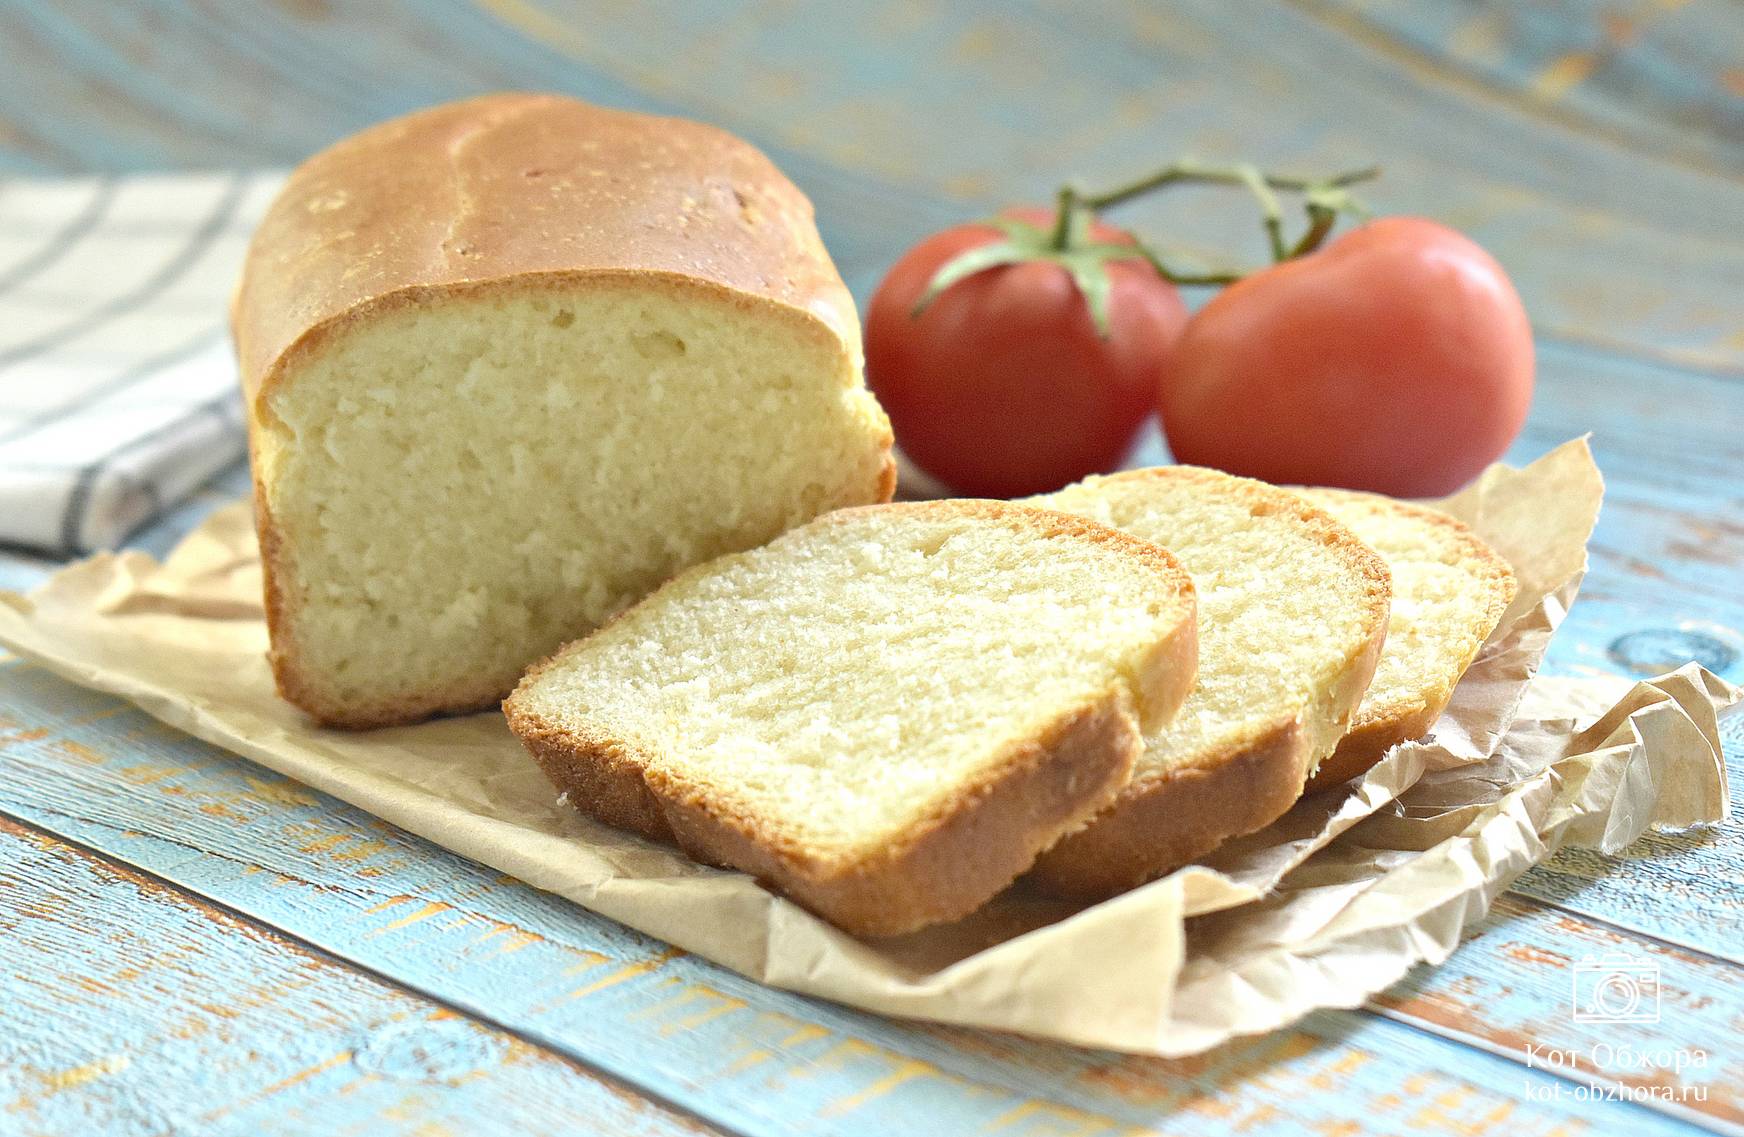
1376, 892, 1739, 1125
1, 0, 1742, 371
0, 656, 1726, 1136
0, 814, 720, 1137
1309, 0, 1744, 176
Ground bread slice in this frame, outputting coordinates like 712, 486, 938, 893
505, 500, 1198, 936
1296, 488, 1517, 792
1024, 467, 1391, 898
235, 94, 893, 728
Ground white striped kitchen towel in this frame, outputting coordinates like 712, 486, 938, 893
0, 172, 282, 555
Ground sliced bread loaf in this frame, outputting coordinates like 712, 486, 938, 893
505, 500, 1198, 936
236, 94, 893, 727
1296, 488, 1518, 792
1024, 467, 1391, 898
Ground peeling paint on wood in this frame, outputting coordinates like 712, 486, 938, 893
0, 816, 718, 1137
1376, 893, 1739, 1125
3, 2, 1744, 369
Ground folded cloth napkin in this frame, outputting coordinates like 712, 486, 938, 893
0, 172, 282, 555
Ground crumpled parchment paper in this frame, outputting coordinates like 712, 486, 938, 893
0, 437, 1733, 1054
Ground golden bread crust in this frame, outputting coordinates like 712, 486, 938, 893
653, 694, 1141, 936
1026, 466, 1392, 898
504, 499, 1199, 936
1299, 491, 1517, 792
1027, 625, 1384, 897
234, 92, 863, 404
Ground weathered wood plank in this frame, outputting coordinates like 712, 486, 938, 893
0, 814, 721, 1137
0, 658, 1719, 1136
1375, 892, 1738, 1125
1308, 0, 1744, 176
2, 1, 1742, 373
1505, 339, 1744, 686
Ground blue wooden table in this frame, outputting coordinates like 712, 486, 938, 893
2, 3, 1741, 1134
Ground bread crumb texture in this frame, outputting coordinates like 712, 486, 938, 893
1297, 487, 1516, 749
1034, 467, 1391, 783
510, 502, 1195, 867
256, 280, 889, 724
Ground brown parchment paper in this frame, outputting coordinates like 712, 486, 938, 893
0, 438, 1734, 1055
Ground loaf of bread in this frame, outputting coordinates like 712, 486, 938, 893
1296, 488, 1517, 791
233, 94, 894, 727
505, 501, 1198, 936
1024, 467, 1391, 897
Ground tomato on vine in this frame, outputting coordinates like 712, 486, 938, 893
864, 157, 1532, 499
1160, 217, 1533, 498
864, 198, 1188, 498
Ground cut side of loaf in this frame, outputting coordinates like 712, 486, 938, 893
1296, 488, 1518, 792
235, 94, 893, 727
1024, 467, 1391, 898
505, 500, 1198, 937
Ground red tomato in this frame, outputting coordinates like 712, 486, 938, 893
1159, 217, 1533, 498
865, 207, 1189, 498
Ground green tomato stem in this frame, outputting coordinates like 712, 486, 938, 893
1082, 161, 1379, 211
1288, 202, 1339, 259
1076, 158, 1379, 273
1048, 185, 1079, 251
1124, 238, 1241, 286
911, 158, 1377, 330
1233, 163, 1288, 262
